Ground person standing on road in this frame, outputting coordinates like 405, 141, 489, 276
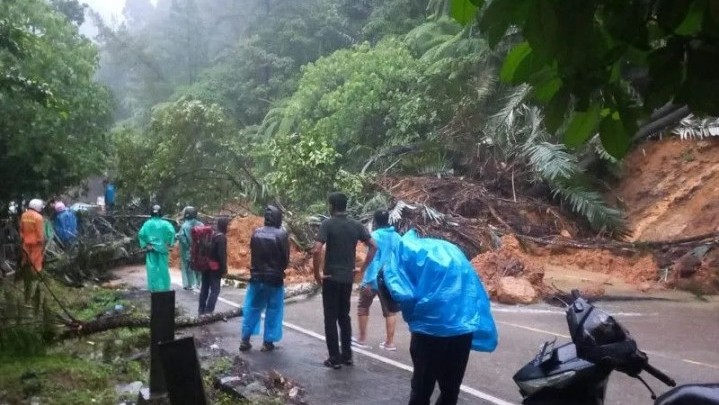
353, 209, 401, 351
198, 216, 229, 315
313, 192, 377, 369
178, 206, 203, 290
20, 199, 46, 272
240, 205, 290, 352
383, 231, 498, 405
138, 205, 176, 292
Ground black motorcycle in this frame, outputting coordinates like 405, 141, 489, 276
513, 290, 719, 405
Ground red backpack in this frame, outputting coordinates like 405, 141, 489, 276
190, 225, 218, 271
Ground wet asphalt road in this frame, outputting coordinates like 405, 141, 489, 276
120, 267, 719, 405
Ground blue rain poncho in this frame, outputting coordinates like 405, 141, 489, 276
138, 217, 176, 292
383, 230, 498, 352
54, 210, 78, 244
361, 226, 401, 291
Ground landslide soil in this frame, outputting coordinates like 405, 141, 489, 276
608, 137, 719, 293
384, 137, 719, 300
471, 137, 719, 300
609, 137, 719, 242
171, 216, 366, 284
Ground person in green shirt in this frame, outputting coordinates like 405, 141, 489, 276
138, 205, 176, 292
178, 206, 203, 290
312, 192, 377, 369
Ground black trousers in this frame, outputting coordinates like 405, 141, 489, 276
408, 332, 473, 405
198, 271, 222, 315
322, 279, 353, 363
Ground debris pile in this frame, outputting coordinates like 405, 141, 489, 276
172, 216, 369, 285
471, 235, 545, 304
378, 166, 718, 302
608, 137, 719, 294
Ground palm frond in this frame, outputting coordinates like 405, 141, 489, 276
389, 200, 416, 224
520, 142, 580, 182
422, 205, 445, 223
552, 184, 626, 235
672, 115, 719, 140
404, 19, 462, 56
485, 85, 531, 133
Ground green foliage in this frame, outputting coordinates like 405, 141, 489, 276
0, 0, 113, 205
114, 98, 264, 210
178, 40, 298, 127
266, 132, 367, 205
0, 275, 54, 358
257, 38, 461, 206
445, 0, 719, 157
0, 355, 117, 403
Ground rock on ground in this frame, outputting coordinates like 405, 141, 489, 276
496, 277, 538, 305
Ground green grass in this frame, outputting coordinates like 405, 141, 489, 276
0, 354, 117, 404
0, 327, 151, 404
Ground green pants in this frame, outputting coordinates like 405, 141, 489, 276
180, 256, 200, 289
145, 251, 171, 292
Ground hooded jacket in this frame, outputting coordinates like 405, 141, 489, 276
250, 206, 290, 286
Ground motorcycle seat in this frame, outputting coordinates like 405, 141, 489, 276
655, 384, 719, 405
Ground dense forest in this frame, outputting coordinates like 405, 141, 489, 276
98, 0, 624, 230
3, 0, 719, 234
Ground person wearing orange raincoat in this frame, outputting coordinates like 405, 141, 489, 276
20, 199, 46, 272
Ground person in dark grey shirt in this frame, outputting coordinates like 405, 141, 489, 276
313, 192, 377, 369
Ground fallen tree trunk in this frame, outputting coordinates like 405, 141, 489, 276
61, 308, 244, 339
61, 283, 321, 339
513, 231, 719, 251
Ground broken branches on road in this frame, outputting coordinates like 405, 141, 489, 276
61, 283, 321, 339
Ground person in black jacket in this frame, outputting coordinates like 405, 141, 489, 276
198, 216, 229, 315
239, 205, 290, 352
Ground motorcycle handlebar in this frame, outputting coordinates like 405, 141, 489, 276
643, 362, 676, 387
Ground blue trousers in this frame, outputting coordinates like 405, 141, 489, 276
241, 282, 284, 343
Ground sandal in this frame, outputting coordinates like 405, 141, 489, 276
261, 342, 276, 352
239, 341, 252, 352
323, 359, 341, 369
379, 342, 397, 351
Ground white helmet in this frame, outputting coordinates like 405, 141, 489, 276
28, 199, 44, 212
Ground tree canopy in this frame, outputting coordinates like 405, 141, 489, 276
0, 0, 112, 206
442, 0, 719, 157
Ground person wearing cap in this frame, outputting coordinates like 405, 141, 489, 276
239, 205, 290, 353
20, 199, 46, 272
138, 205, 176, 292
53, 201, 78, 245
178, 206, 203, 290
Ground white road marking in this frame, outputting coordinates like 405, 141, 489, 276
681, 359, 719, 369
171, 277, 516, 405
491, 306, 649, 317
497, 321, 571, 339
171, 273, 719, 372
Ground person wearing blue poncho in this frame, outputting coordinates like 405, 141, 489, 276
53, 201, 78, 245
353, 209, 401, 351
382, 230, 498, 405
